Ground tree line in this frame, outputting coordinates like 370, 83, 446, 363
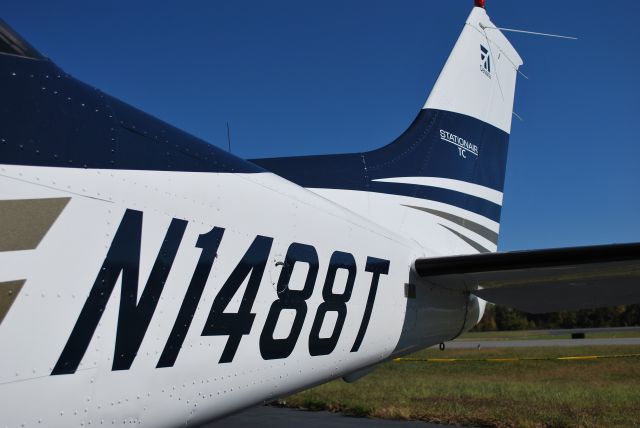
473, 304, 640, 331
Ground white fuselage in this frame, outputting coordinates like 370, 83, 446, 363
0, 165, 469, 427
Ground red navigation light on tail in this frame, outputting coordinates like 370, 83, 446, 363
475, 0, 486, 8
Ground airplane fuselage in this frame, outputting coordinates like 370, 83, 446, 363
0, 53, 471, 426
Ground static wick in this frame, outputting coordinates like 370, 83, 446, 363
512, 111, 524, 122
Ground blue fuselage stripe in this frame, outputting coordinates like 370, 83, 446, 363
0, 55, 263, 174
309, 181, 501, 223
253, 109, 509, 223
0, 53, 508, 225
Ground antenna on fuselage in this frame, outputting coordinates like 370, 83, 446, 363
226, 121, 232, 153
480, 24, 578, 41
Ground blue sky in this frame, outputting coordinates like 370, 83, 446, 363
3, 0, 639, 251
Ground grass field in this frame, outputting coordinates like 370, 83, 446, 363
278, 345, 640, 427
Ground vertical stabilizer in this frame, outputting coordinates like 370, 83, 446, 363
253, 6, 523, 255
425, 6, 522, 134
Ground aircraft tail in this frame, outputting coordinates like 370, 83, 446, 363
253, 5, 523, 254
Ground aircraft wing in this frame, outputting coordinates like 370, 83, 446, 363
414, 243, 640, 314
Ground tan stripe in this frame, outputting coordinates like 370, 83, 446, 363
439, 224, 490, 254
0, 280, 25, 324
0, 198, 70, 251
403, 205, 498, 244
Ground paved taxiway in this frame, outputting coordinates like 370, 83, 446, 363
209, 405, 466, 427
445, 337, 640, 349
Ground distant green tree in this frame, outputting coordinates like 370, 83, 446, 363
494, 306, 532, 331
621, 305, 640, 326
472, 304, 640, 331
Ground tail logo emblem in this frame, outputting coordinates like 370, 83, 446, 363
480, 45, 491, 78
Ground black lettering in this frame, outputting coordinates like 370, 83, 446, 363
52, 209, 187, 375
157, 227, 225, 368
260, 243, 318, 360
308, 251, 356, 356
350, 257, 390, 353
202, 235, 273, 363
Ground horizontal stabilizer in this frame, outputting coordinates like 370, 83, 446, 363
414, 243, 640, 313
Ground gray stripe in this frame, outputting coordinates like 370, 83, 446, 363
0, 280, 25, 324
404, 205, 498, 245
439, 224, 490, 254
0, 198, 70, 252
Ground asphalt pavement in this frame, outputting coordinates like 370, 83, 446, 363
208, 405, 464, 428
